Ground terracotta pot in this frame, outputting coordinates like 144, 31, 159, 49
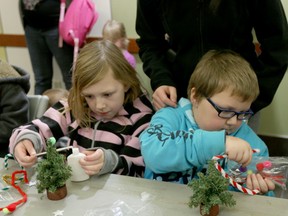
46, 184, 67, 201
200, 204, 219, 216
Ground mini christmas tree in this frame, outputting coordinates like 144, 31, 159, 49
188, 160, 236, 215
36, 137, 72, 196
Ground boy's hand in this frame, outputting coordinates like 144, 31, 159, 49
80, 149, 104, 175
14, 139, 37, 168
246, 173, 275, 194
225, 136, 253, 167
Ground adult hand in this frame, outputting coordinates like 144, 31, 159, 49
225, 136, 253, 167
152, 85, 177, 110
246, 173, 275, 194
13, 139, 37, 168
80, 149, 104, 175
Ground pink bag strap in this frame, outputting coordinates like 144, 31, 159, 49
58, 0, 66, 48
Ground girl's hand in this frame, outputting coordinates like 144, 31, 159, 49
225, 136, 253, 167
14, 139, 37, 168
246, 173, 275, 194
80, 149, 104, 175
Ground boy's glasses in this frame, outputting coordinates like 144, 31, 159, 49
206, 98, 253, 120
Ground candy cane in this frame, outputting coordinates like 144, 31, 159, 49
4, 154, 14, 170
212, 149, 260, 195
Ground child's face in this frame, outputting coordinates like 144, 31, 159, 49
81, 69, 129, 120
191, 89, 253, 134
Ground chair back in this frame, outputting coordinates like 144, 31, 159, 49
27, 95, 49, 121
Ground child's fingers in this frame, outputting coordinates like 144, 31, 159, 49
255, 173, 269, 193
246, 174, 253, 189
264, 178, 276, 191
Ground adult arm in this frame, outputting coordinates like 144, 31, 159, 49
251, 0, 288, 113
136, 0, 176, 91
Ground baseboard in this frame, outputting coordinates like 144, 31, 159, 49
258, 135, 288, 156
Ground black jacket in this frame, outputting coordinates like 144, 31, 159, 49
19, 0, 61, 30
0, 61, 30, 155
136, 0, 288, 113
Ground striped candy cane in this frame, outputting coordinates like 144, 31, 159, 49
212, 149, 260, 195
4, 154, 14, 170
4, 154, 23, 170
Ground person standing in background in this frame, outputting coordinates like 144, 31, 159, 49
103, 19, 136, 69
136, 0, 288, 129
19, 0, 73, 94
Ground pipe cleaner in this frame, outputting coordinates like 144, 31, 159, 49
0, 170, 28, 214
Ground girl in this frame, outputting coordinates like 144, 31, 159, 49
102, 20, 136, 69
9, 40, 154, 177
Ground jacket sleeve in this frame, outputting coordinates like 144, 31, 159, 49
251, 0, 288, 113
139, 108, 226, 174
9, 101, 70, 154
0, 84, 29, 151
136, 0, 176, 91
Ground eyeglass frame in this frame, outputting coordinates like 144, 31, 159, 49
206, 98, 254, 120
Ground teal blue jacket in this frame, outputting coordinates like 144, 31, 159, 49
140, 98, 269, 184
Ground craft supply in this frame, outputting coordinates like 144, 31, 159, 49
67, 148, 89, 182
2, 175, 25, 185
263, 161, 272, 169
4, 154, 14, 170
35, 146, 73, 157
0, 170, 28, 214
212, 149, 260, 195
239, 166, 247, 172
247, 170, 253, 175
256, 162, 264, 171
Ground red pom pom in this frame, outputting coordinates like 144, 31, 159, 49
6, 203, 17, 212
256, 163, 264, 171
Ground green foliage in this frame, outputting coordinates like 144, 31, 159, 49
36, 138, 72, 193
188, 160, 236, 215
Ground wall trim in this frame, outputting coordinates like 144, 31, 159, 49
258, 133, 288, 140
0, 34, 139, 54
259, 135, 288, 156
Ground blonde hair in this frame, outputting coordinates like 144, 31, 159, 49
68, 40, 142, 128
42, 88, 69, 107
187, 50, 259, 102
102, 20, 129, 50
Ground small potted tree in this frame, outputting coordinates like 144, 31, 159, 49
36, 137, 72, 200
188, 160, 236, 216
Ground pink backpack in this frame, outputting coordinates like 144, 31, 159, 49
59, 0, 99, 70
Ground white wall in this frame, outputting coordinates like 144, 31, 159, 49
257, 0, 288, 138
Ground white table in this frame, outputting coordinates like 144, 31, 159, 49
0, 159, 287, 216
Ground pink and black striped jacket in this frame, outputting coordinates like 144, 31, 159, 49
9, 94, 154, 177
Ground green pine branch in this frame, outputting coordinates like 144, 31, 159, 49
36, 137, 72, 193
188, 160, 236, 214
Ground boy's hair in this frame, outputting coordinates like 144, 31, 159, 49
42, 88, 69, 107
68, 40, 142, 127
187, 50, 259, 102
102, 20, 129, 50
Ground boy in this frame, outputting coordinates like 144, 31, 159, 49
140, 50, 274, 194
